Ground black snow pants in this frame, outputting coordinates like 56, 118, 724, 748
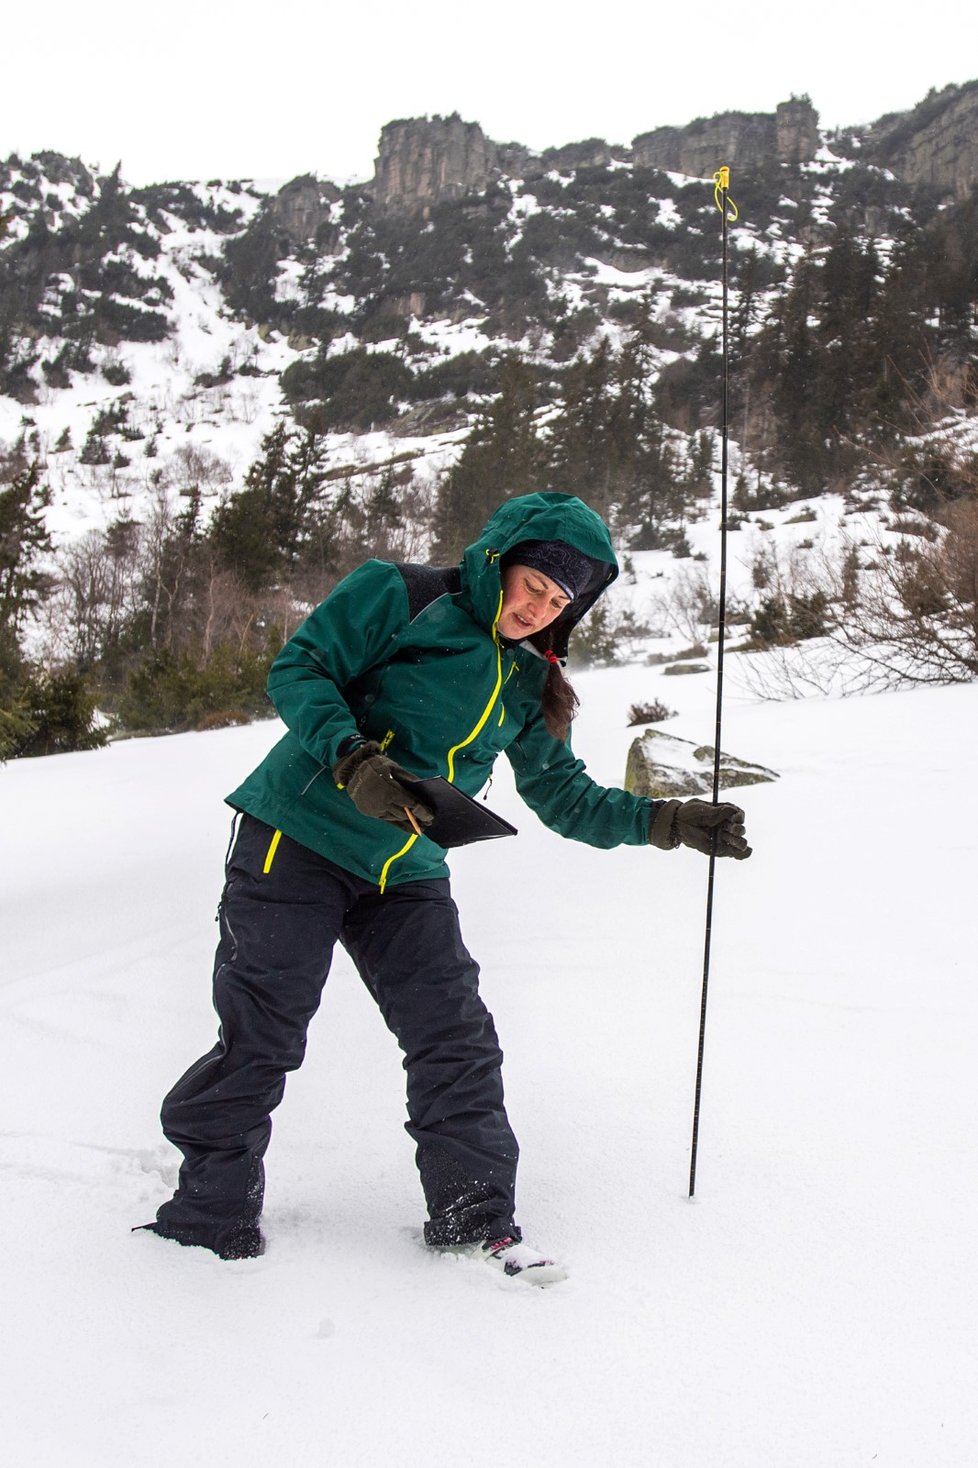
153, 815, 520, 1256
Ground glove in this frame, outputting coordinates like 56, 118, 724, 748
649, 798, 752, 860
332, 740, 434, 835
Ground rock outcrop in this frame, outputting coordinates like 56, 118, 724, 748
269, 174, 341, 244
632, 97, 820, 177
624, 729, 779, 800
775, 97, 822, 166
367, 84, 978, 209
860, 82, 978, 199
372, 115, 500, 213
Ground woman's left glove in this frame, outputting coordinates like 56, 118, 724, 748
649, 798, 752, 859
332, 740, 434, 834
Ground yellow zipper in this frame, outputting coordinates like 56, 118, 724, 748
379, 590, 506, 891
379, 832, 418, 894
445, 589, 504, 783
262, 829, 283, 874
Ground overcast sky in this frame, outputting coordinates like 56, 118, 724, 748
4, 1, 973, 187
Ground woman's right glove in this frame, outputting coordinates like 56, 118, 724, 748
332, 740, 434, 835
649, 798, 752, 859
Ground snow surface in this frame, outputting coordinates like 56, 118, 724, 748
4, 649, 977, 1466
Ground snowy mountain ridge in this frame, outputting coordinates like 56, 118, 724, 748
2, 83, 977, 762
3, 81, 977, 557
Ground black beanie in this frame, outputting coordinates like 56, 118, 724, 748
504, 539, 593, 602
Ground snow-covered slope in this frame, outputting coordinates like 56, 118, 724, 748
4, 646, 976, 1466
0, 136, 927, 556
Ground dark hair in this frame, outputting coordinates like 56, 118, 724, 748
530, 630, 579, 740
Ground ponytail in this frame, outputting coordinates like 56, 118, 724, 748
534, 638, 579, 741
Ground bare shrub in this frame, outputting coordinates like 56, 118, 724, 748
49, 519, 142, 668
733, 637, 873, 700
627, 699, 676, 725
738, 499, 978, 697
169, 442, 232, 495
655, 562, 719, 643
833, 497, 978, 684
740, 539, 834, 650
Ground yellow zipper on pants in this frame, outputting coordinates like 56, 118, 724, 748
262, 828, 283, 874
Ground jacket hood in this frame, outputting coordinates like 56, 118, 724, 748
460, 492, 618, 656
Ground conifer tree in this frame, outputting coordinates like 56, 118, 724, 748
208, 421, 331, 590
758, 253, 826, 491
432, 357, 546, 561
808, 230, 881, 473
549, 339, 616, 511
0, 463, 106, 759
864, 230, 929, 432
0, 462, 53, 679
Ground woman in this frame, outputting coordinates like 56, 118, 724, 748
144, 492, 750, 1283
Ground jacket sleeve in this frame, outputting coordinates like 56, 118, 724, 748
265, 561, 409, 769
504, 707, 659, 848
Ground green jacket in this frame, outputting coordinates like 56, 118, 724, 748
227, 493, 657, 888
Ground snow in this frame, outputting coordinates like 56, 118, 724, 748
584, 255, 657, 289
4, 648, 977, 1465
807, 145, 858, 173
412, 314, 494, 358
4, 143, 978, 1461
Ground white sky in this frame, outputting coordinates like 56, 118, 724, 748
4, 0, 973, 187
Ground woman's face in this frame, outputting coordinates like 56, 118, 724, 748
498, 563, 571, 640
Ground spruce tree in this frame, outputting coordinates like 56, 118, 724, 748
432, 357, 546, 561
208, 421, 331, 590
0, 463, 107, 759
865, 230, 929, 432
0, 462, 53, 679
549, 340, 616, 511
761, 253, 826, 491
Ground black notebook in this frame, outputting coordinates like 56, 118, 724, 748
407, 777, 518, 848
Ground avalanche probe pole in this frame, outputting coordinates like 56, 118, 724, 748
688, 168, 738, 1199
